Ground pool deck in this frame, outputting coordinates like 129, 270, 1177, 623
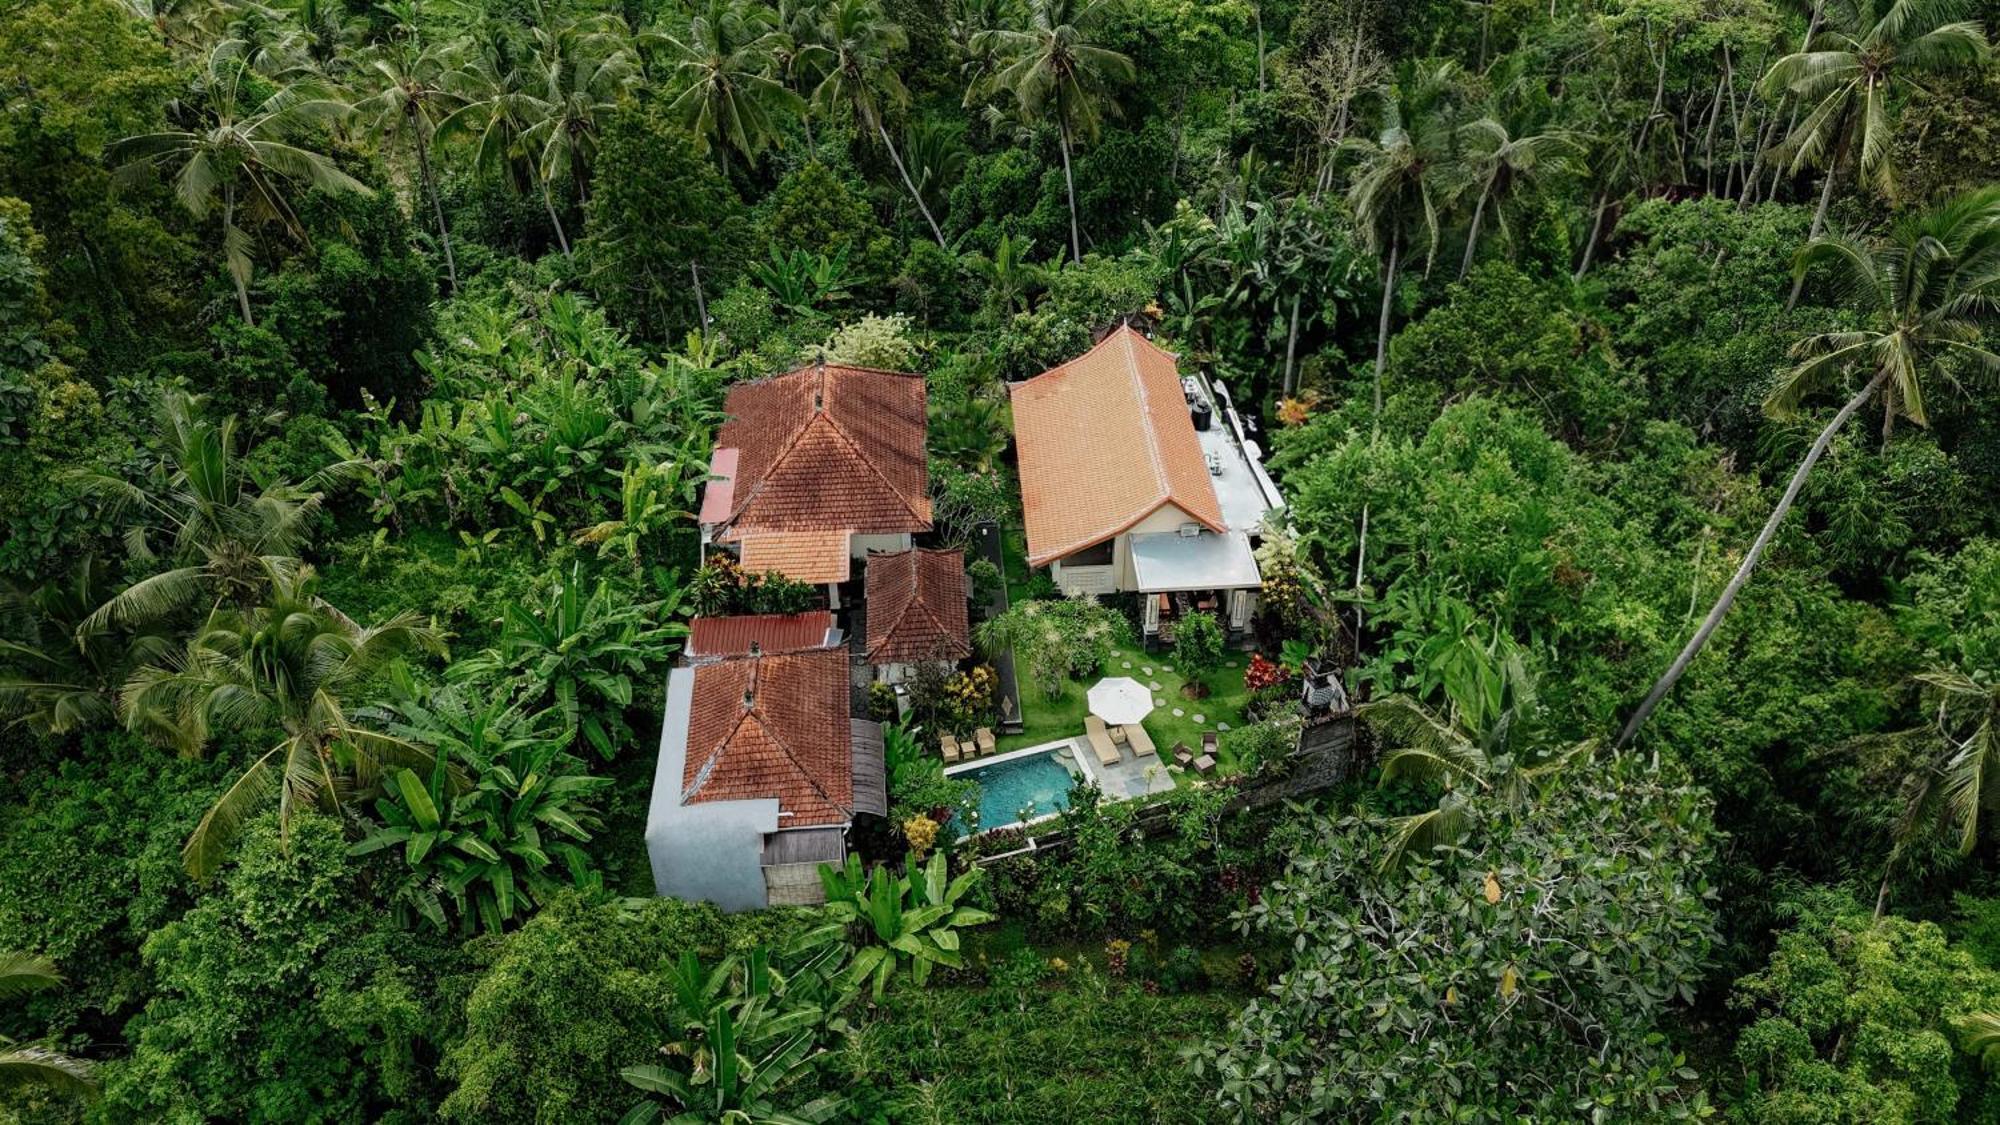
946, 734, 1175, 811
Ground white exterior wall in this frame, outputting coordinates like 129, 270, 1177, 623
851, 532, 913, 559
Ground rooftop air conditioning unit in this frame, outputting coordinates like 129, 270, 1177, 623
1178, 523, 1202, 538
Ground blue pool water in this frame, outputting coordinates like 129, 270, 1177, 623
953, 749, 1081, 833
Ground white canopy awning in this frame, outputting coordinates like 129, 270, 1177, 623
1128, 530, 1262, 593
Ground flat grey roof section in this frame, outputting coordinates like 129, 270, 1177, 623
1193, 374, 1284, 532
762, 827, 847, 866
849, 719, 888, 817
1129, 529, 1263, 592
644, 668, 779, 912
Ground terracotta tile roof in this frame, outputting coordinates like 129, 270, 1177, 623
710, 362, 931, 538
864, 548, 971, 664
736, 530, 852, 584
683, 648, 855, 827
1008, 327, 1226, 567
688, 612, 836, 659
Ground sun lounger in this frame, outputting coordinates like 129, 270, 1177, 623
975, 727, 997, 756
940, 733, 961, 763
1123, 724, 1157, 758
1084, 715, 1121, 767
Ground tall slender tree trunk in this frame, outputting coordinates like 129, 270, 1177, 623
877, 118, 947, 249
1058, 123, 1082, 265
691, 260, 708, 327
1614, 368, 1889, 749
1575, 191, 1610, 280
1460, 179, 1493, 280
542, 181, 572, 259
224, 181, 254, 326
1787, 120, 1850, 311
413, 129, 458, 294
1283, 290, 1303, 393
1255, 3, 1266, 92
1373, 234, 1399, 418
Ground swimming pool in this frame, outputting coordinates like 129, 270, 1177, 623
946, 744, 1086, 833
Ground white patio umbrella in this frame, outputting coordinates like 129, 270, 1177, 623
1087, 676, 1154, 726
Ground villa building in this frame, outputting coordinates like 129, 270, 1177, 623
697, 361, 931, 604
1009, 325, 1284, 641
644, 647, 887, 911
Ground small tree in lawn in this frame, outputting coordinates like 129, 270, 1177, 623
1174, 611, 1225, 700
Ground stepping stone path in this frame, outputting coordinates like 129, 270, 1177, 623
1153, 697, 1166, 707
1121, 661, 1132, 669
1148, 681, 1163, 691
1192, 714, 1206, 724
1141, 666, 1153, 675
1216, 722, 1231, 732
1172, 708, 1185, 717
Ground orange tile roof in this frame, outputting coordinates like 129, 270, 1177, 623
683, 648, 855, 827
688, 612, 836, 659
711, 362, 931, 538
864, 548, 971, 664
736, 530, 852, 585
1008, 327, 1226, 567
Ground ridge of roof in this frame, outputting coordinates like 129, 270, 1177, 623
863, 547, 970, 664
714, 363, 931, 535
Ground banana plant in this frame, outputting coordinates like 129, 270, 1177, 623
622, 945, 847, 1124
352, 684, 613, 932
573, 459, 699, 569
816, 850, 994, 998
446, 564, 687, 758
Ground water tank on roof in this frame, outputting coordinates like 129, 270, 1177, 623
1190, 400, 1213, 431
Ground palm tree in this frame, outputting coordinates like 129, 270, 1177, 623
1455, 112, 1581, 279
0, 952, 95, 1102
652, 0, 802, 174
1343, 61, 1463, 419
110, 46, 370, 325
1616, 187, 2000, 750
0, 560, 172, 738
120, 566, 448, 878
1762, 0, 1990, 305
1867, 667, 2000, 917
976, 0, 1135, 264
350, 36, 462, 292
961, 232, 1046, 319
516, 18, 637, 208
70, 392, 352, 634
1362, 658, 1592, 872
809, 0, 946, 247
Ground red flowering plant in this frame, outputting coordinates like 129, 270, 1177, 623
1244, 653, 1288, 692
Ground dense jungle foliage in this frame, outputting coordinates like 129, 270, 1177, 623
4, 0, 2000, 1120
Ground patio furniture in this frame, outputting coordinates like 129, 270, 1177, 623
975, 727, 997, 756
1109, 724, 1128, 745
1192, 753, 1217, 775
940, 733, 962, 763
1087, 677, 1154, 726
1202, 731, 1219, 757
1170, 741, 1194, 768
1124, 723, 1158, 759
1084, 715, 1121, 767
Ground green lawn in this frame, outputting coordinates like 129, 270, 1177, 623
993, 527, 1252, 772
996, 639, 1251, 773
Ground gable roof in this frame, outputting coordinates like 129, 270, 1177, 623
863, 548, 971, 665
708, 362, 931, 538
1008, 326, 1226, 567
682, 648, 856, 828
688, 612, 837, 660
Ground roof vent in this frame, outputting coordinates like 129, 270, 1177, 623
748, 640, 761, 656
742, 686, 756, 709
